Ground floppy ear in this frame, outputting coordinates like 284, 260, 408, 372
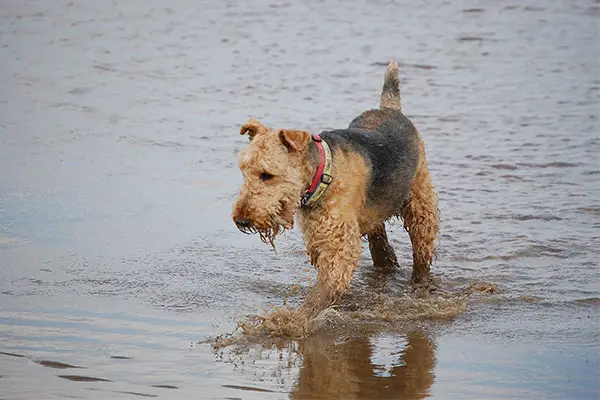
279, 129, 312, 152
240, 118, 268, 140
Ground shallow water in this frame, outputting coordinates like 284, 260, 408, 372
1, 0, 599, 399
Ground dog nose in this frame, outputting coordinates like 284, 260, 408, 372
235, 218, 251, 228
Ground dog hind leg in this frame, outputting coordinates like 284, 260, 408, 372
401, 137, 439, 285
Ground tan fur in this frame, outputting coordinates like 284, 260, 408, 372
240, 118, 269, 138
298, 150, 368, 312
233, 62, 439, 314
380, 60, 402, 111
233, 120, 314, 245
359, 207, 393, 235
401, 136, 440, 284
233, 117, 439, 313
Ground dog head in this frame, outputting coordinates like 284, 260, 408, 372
232, 119, 313, 246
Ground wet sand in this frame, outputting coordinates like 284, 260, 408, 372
1, 0, 599, 399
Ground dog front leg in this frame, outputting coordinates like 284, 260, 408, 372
367, 223, 399, 270
301, 220, 361, 315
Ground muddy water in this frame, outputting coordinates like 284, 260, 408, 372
1, 0, 599, 398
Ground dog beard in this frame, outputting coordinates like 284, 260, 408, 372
236, 215, 293, 251
235, 197, 298, 251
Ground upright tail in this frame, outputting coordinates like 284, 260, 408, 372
379, 60, 402, 112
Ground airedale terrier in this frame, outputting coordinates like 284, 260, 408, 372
233, 61, 439, 313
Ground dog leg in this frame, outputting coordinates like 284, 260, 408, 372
367, 223, 399, 270
401, 138, 439, 285
301, 219, 362, 314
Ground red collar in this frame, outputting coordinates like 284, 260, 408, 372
301, 135, 333, 207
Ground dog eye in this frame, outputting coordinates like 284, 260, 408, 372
259, 172, 275, 181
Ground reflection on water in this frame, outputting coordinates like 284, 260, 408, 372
213, 328, 438, 400
291, 331, 435, 400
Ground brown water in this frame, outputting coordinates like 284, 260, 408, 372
1, 0, 599, 399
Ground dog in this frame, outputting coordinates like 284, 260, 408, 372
233, 61, 439, 313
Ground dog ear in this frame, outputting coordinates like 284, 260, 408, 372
279, 129, 312, 152
240, 119, 268, 140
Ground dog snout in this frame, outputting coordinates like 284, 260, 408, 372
235, 218, 252, 229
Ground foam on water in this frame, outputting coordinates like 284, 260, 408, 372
212, 279, 496, 349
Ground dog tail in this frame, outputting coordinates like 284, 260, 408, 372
380, 60, 402, 111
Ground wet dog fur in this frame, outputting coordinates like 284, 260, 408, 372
233, 61, 439, 314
